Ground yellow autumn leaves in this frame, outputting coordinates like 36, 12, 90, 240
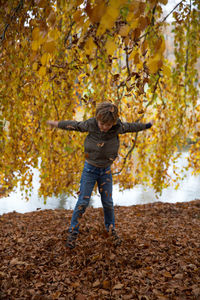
31, 26, 59, 53
31, 0, 169, 77
32, 26, 59, 76
3, 0, 200, 200
146, 37, 166, 74
105, 39, 118, 56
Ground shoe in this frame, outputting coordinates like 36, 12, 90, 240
111, 229, 122, 246
66, 231, 78, 249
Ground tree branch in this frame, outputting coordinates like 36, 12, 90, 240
136, 72, 161, 123
135, 0, 185, 44
161, 0, 185, 23
113, 72, 161, 176
146, 72, 161, 108
52, 83, 60, 119
125, 47, 131, 77
151, 3, 157, 26
184, 0, 192, 78
112, 132, 139, 176
64, 20, 75, 46
134, 4, 157, 44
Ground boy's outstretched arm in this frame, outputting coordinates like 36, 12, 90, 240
47, 119, 91, 132
46, 121, 59, 128
118, 119, 153, 134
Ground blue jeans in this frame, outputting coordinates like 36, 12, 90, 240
69, 161, 115, 233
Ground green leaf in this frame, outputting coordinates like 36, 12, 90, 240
64, 146, 73, 153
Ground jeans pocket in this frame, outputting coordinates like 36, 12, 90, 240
84, 163, 97, 174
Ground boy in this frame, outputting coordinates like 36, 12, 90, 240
47, 102, 153, 248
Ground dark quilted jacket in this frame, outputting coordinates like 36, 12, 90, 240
58, 118, 151, 167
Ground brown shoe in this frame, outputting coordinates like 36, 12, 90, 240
111, 229, 122, 246
66, 231, 78, 249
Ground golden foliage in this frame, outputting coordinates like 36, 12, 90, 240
0, 0, 199, 199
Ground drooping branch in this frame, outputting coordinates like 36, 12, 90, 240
52, 83, 60, 120
136, 72, 161, 124
0, 24, 9, 42
125, 47, 131, 77
112, 132, 139, 176
161, 0, 185, 23
136, 0, 185, 45
151, 4, 157, 26
146, 72, 161, 108
0, 0, 24, 43
113, 72, 161, 176
134, 3, 158, 44
184, 0, 192, 78
64, 19, 75, 47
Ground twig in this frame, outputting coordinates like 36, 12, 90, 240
183, 0, 192, 109
136, 72, 161, 124
135, 0, 185, 44
112, 132, 138, 175
151, 4, 157, 26
147, 72, 161, 108
26, 121, 41, 154
161, 0, 184, 23
52, 83, 60, 119
159, 81, 166, 108
0, 24, 9, 42
103, 68, 108, 101
51, 63, 67, 69
113, 72, 161, 176
184, 0, 192, 78
64, 20, 75, 46
35, 121, 41, 134
134, 4, 157, 44
125, 47, 131, 77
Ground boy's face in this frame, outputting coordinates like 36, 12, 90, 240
97, 121, 114, 132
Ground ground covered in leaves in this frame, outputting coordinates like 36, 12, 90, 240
0, 200, 200, 300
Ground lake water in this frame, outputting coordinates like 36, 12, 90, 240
0, 152, 199, 215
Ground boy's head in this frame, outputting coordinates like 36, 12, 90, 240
95, 102, 118, 132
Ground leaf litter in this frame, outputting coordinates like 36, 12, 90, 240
0, 200, 200, 299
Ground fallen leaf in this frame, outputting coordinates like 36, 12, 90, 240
93, 279, 101, 287
102, 280, 111, 289
113, 283, 124, 290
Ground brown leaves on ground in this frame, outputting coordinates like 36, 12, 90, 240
0, 200, 200, 299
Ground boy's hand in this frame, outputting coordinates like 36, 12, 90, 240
46, 121, 59, 128
149, 120, 154, 126
145, 120, 154, 129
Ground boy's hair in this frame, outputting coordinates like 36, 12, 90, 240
95, 102, 118, 124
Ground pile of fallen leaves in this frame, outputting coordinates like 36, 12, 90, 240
0, 200, 200, 300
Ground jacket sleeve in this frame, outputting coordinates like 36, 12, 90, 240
118, 120, 152, 134
58, 120, 90, 132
